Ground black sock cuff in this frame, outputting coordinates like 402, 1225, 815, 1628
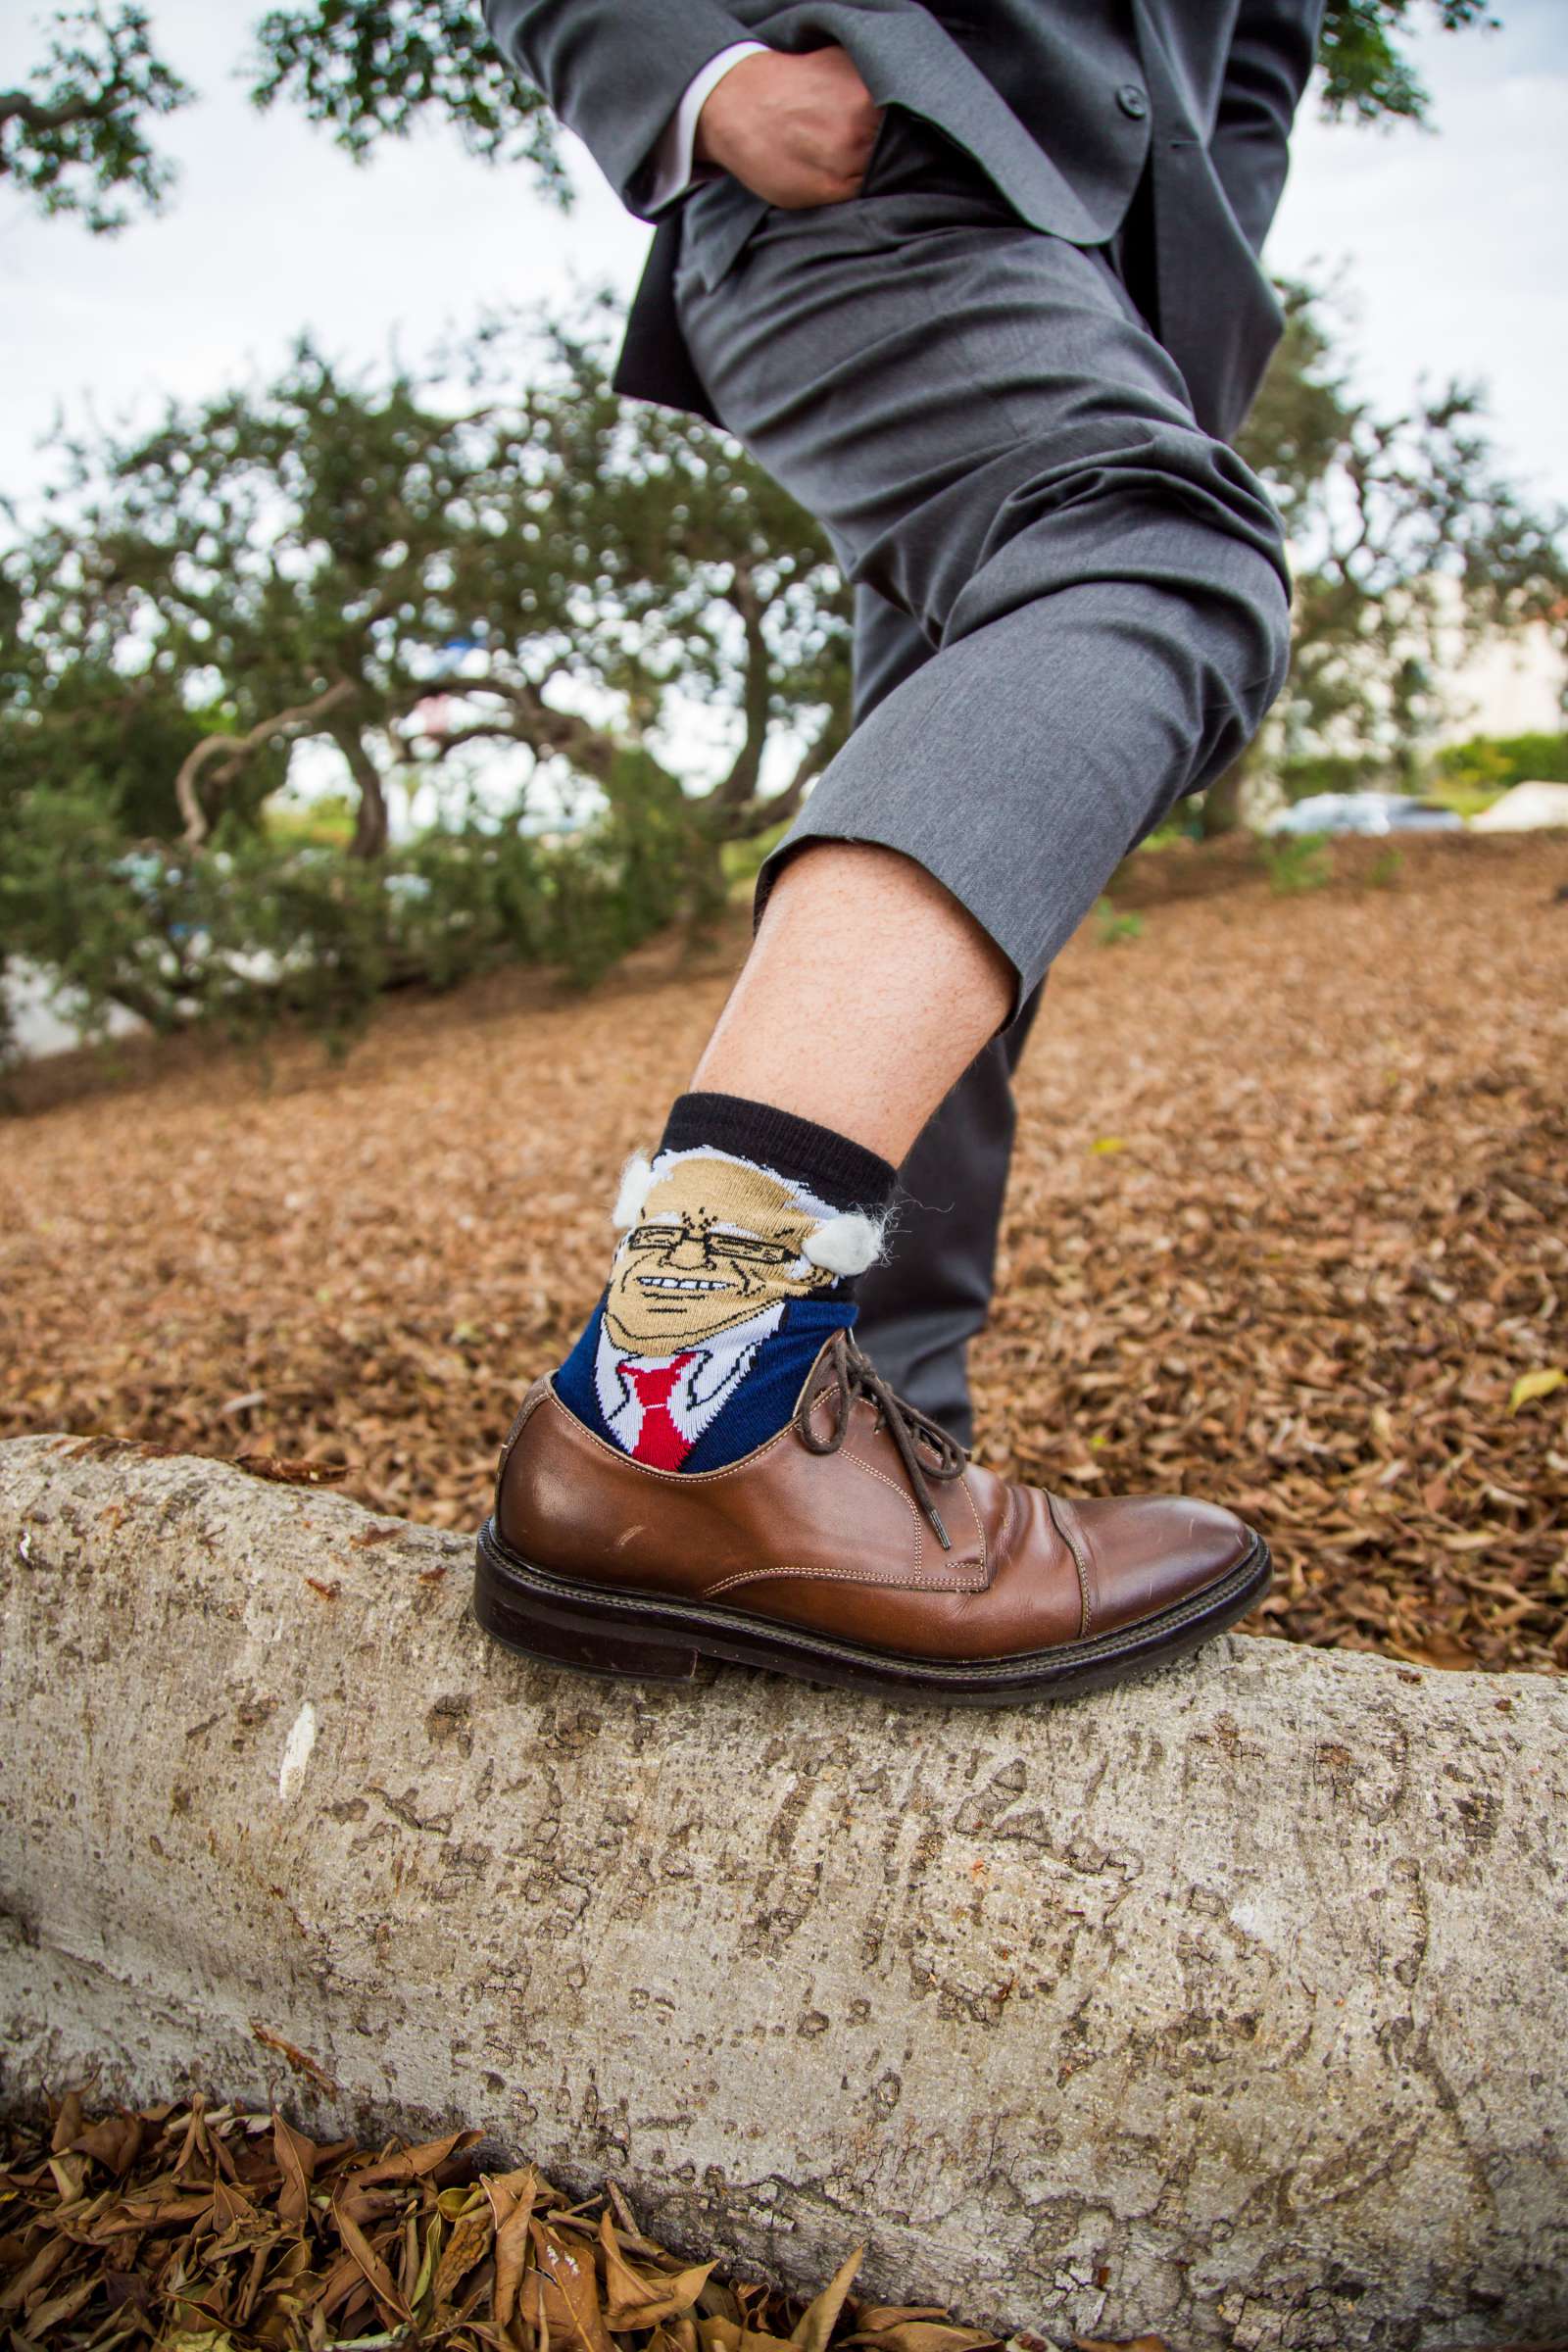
659, 1092, 897, 1214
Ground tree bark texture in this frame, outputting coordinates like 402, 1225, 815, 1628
1, 1435, 1564, 2349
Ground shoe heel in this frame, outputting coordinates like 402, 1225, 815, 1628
473, 1539, 704, 1684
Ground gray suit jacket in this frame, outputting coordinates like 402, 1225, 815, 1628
481, 0, 1324, 442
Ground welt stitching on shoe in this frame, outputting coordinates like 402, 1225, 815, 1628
951, 1459, 985, 1578
781, 1426, 984, 1582
540, 1535, 1263, 1646
836, 1446, 922, 1570
707, 1559, 989, 1598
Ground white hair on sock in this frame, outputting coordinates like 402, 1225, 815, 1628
612, 1152, 655, 1229
804, 1210, 886, 1277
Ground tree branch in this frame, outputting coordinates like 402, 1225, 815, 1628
713, 699, 850, 843
713, 564, 773, 810
420, 671, 621, 781
0, 89, 124, 134
173, 678, 357, 848
329, 720, 390, 860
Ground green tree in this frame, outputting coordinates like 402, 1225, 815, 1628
3, 1, 1503, 236
1315, 0, 1499, 122
1, 6, 190, 231
5, 311, 852, 868
1200, 281, 1566, 830
0, 651, 287, 840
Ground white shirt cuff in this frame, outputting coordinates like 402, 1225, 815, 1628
646, 41, 769, 214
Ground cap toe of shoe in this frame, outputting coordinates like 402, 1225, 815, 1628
1065, 1493, 1254, 1636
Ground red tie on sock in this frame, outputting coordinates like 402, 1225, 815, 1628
624, 1351, 698, 1469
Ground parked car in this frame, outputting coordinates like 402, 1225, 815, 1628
1266, 792, 1465, 838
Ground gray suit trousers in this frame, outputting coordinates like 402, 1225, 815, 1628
847, 581, 1045, 1445
673, 116, 1293, 1435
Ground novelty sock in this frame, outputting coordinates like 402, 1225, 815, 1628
554, 1092, 897, 1472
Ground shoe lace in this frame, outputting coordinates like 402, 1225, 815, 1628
794, 1328, 967, 1551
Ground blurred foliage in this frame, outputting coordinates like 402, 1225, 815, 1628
248, 0, 566, 191
1434, 727, 1568, 793
0, 648, 286, 839
5, 311, 850, 858
1214, 281, 1567, 833
0, 311, 843, 1055
1275, 750, 1394, 802
1316, 0, 1498, 123
1093, 897, 1146, 947
718, 812, 793, 890
0, 803, 721, 1064
1258, 834, 1336, 894
0, 4, 190, 231
3, 2, 1505, 235
6, 278, 1564, 1054
264, 791, 356, 847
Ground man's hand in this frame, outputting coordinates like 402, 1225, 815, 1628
694, 46, 883, 210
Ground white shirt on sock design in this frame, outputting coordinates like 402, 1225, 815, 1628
594, 1298, 785, 1462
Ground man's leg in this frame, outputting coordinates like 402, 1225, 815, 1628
475, 146, 1288, 1697
672, 163, 1288, 1425
846, 583, 1045, 1445
673, 171, 1289, 1015
483, 813, 1275, 1696
854, 983, 1044, 1446
692, 839, 1012, 1150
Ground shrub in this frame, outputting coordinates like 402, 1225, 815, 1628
1276, 752, 1395, 804
1433, 731, 1568, 797
1259, 835, 1335, 896
1094, 897, 1145, 946
1, 790, 721, 1074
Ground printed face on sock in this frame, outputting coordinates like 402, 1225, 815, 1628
605, 1155, 836, 1353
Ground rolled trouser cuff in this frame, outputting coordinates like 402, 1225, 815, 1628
756, 562, 1288, 1020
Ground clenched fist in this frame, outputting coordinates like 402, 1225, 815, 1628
694, 45, 884, 210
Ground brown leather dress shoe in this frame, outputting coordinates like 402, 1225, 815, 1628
474, 1332, 1269, 1705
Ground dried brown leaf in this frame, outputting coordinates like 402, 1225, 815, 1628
697, 2316, 805, 2352
529, 2220, 613, 2352
250, 2025, 340, 2096
70, 2116, 143, 2178
790, 2246, 863, 2352
484, 2166, 540, 2231
0, 2234, 71, 2313
24, 2275, 99, 2335
49, 2093, 84, 2155
609, 2264, 718, 2332
846, 2329, 997, 2352
434, 2204, 495, 2307
1073, 2338, 1170, 2352
272, 2113, 318, 2233
330, 2184, 414, 2328
235, 1453, 349, 1485
491, 2176, 539, 2331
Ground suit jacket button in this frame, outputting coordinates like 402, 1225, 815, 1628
1116, 82, 1149, 120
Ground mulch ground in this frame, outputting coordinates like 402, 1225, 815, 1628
5, 2094, 1563, 2352
3, 831, 1565, 1674
0, 2095, 1073, 2352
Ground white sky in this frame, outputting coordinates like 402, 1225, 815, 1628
5, 0, 1566, 523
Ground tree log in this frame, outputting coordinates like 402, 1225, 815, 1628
1, 1433, 1564, 2347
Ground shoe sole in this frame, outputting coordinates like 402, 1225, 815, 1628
471, 1517, 1272, 1707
